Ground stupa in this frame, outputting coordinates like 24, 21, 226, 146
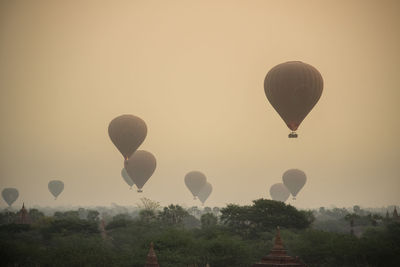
253, 227, 306, 267
15, 203, 31, 225
145, 242, 160, 267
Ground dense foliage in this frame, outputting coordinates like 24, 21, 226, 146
0, 200, 399, 267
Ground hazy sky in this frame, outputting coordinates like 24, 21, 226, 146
1, 0, 399, 209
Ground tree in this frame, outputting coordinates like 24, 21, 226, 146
201, 213, 218, 228
159, 205, 189, 225
86, 210, 99, 223
137, 197, 160, 211
221, 199, 313, 237
29, 209, 44, 223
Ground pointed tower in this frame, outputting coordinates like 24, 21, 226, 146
99, 219, 107, 240
15, 203, 31, 225
393, 207, 398, 219
253, 227, 306, 267
145, 242, 159, 267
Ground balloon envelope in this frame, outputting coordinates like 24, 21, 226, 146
2, 188, 19, 207
269, 183, 290, 202
121, 168, 134, 189
198, 182, 212, 205
184, 171, 207, 199
108, 114, 147, 160
282, 169, 307, 199
48, 180, 64, 199
124, 150, 156, 192
264, 61, 323, 132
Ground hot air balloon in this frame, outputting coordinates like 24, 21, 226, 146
1, 188, 19, 207
282, 169, 307, 200
198, 182, 212, 205
48, 180, 64, 199
269, 183, 290, 202
264, 61, 323, 138
108, 114, 147, 160
184, 171, 207, 200
121, 168, 134, 189
124, 150, 156, 192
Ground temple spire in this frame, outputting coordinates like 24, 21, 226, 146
273, 226, 284, 250
145, 242, 159, 267
252, 226, 306, 266
393, 207, 399, 219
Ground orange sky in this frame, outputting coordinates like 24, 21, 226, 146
1, 0, 399, 209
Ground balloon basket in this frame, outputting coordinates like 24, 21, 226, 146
137, 189, 143, 193
288, 132, 298, 138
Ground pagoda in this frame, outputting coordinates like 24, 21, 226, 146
393, 207, 400, 222
15, 203, 31, 225
252, 227, 306, 267
145, 242, 159, 267
393, 207, 399, 219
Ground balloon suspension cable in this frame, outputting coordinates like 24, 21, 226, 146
288, 131, 298, 138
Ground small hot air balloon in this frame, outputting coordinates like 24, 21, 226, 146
108, 114, 147, 160
1, 188, 19, 207
264, 61, 323, 138
269, 183, 290, 202
48, 180, 64, 199
124, 150, 156, 192
282, 169, 307, 200
184, 171, 207, 200
121, 168, 134, 189
198, 182, 212, 205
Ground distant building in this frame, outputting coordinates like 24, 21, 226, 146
393, 207, 398, 219
393, 207, 400, 222
15, 203, 31, 225
252, 227, 306, 267
145, 242, 159, 267
99, 219, 108, 239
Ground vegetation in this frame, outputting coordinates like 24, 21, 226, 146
0, 200, 399, 267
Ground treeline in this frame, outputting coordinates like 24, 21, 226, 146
0, 199, 399, 267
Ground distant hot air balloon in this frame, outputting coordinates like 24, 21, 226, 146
48, 180, 64, 199
108, 114, 147, 160
124, 150, 156, 192
1, 188, 19, 207
264, 61, 323, 138
198, 182, 212, 205
121, 168, 134, 189
184, 171, 207, 200
282, 169, 307, 200
269, 183, 290, 202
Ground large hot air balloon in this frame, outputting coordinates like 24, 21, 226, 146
264, 61, 323, 138
1, 188, 19, 207
198, 182, 212, 205
269, 183, 290, 202
124, 150, 156, 192
108, 114, 147, 160
184, 171, 207, 200
48, 180, 64, 199
121, 168, 134, 189
282, 169, 307, 200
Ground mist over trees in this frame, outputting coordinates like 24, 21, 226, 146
1, 199, 399, 267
